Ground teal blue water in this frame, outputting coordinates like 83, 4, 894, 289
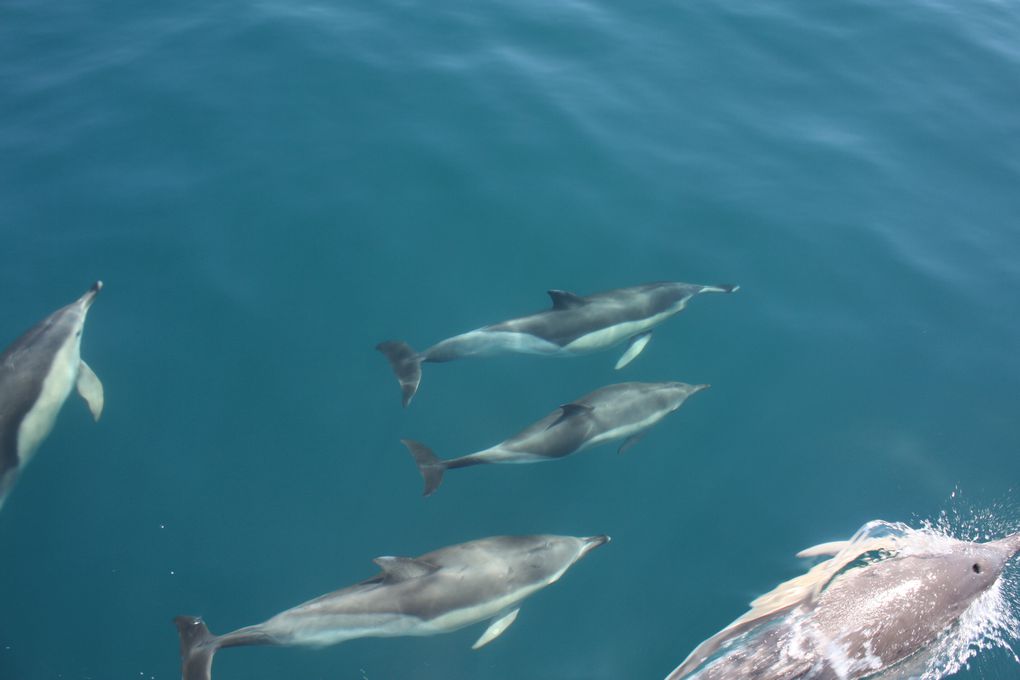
3, 1, 1020, 678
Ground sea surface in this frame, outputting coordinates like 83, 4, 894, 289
2, 1, 1020, 678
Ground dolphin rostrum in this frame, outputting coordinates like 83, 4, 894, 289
377, 281, 737, 406
0, 282, 104, 511
665, 520, 1020, 680
174, 534, 609, 680
403, 381, 708, 496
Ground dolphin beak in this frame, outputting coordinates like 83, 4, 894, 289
79, 281, 103, 309
580, 535, 611, 557
991, 533, 1020, 558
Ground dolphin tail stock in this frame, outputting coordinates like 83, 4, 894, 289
401, 439, 447, 497
699, 283, 740, 294
376, 341, 423, 407
174, 617, 219, 680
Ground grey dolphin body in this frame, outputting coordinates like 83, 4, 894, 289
377, 281, 737, 406
0, 282, 104, 511
666, 523, 1020, 680
402, 381, 708, 496
174, 534, 609, 680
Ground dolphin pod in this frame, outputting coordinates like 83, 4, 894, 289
0, 282, 104, 511
665, 521, 1020, 679
174, 534, 609, 680
377, 280, 738, 407
5, 279, 1012, 680
402, 381, 708, 496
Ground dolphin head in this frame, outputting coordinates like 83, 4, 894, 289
63, 279, 102, 326
579, 534, 611, 558
59, 281, 103, 338
78, 280, 103, 310
542, 534, 610, 568
973, 532, 1020, 585
902, 533, 1020, 623
661, 382, 710, 411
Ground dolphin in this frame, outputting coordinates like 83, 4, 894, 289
0, 281, 104, 511
377, 281, 737, 406
174, 534, 609, 680
665, 521, 1020, 680
402, 381, 708, 496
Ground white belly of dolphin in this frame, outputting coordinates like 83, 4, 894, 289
417, 574, 563, 636
563, 308, 678, 353
265, 612, 416, 647
474, 330, 562, 356
582, 411, 668, 449
16, 337, 81, 466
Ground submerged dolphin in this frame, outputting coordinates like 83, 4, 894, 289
665, 521, 1020, 680
175, 534, 609, 680
377, 281, 737, 406
0, 282, 104, 511
403, 381, 708, 496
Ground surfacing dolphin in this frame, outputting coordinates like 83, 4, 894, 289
665, 520, 1020, 680
0, 281, 104, 511
403, 381, 708, 496
175, 534, 609, 680
377, 280, 737, 406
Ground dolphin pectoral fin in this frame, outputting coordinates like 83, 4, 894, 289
614, 331, 652, 370
547, 403, 594, 429
547, 289, 587, 310
471, 608, 520, 649
618, 432, 645, 454
0, 469, 17, 512
796, 541, 850, 559
76, 360, 104, 421
373, 556, 439, 581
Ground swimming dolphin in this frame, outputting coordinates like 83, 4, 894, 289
377, 281, 737, 406
174, 534, 609, 680
664, 521, 1020, 680
402, 381, 708, 496
0, 282, 104, 511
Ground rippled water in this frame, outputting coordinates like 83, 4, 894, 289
2, 0, 1020, 678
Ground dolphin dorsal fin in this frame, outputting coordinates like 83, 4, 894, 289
373, 556, 438, 581
547, 289, 587, 310
547, 403, 594, 429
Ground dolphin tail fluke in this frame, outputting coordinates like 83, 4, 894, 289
174, 616, 219, 680
376, 341, 423, 407
401, 439, 446, 496
700, 283, 740, 294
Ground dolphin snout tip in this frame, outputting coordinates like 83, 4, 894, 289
996, 533, 1020, 558
80, 281, 103, 306
584, 535, 611, 550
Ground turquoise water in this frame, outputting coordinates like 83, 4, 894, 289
2, 0, 1020, 678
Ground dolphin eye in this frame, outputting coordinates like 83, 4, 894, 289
972, 563, 982, 574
